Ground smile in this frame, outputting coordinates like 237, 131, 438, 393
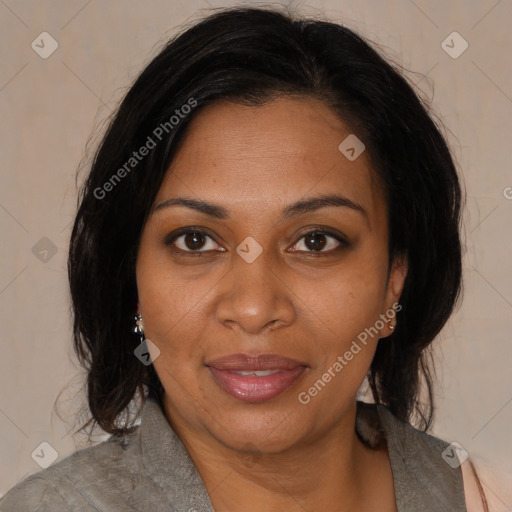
206, 353, 308, 402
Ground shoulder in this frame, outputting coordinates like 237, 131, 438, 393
356, 401, 475, 511
0, 474, 80, 511
356, 401, 453, 457
0, 429, 141, 511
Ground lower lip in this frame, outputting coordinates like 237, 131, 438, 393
208, 366, 307, 402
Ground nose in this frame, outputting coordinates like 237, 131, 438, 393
215, 249, 296, 335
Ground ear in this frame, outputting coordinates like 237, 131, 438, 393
387, 253, 408, 301
380, 254, 408, 337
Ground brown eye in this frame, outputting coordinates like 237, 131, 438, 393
167, 228, 225, 253
289, 230, 346, 254
304, 232, 327, 251
183, 231, 206, 250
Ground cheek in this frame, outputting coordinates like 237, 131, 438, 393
137, 278, 208, 359
296, 255, 387, 336
289, 253, 388, 404
136, 244, 218, 361
294, 268, 385, 413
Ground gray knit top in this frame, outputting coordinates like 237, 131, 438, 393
0, 398, 467, 511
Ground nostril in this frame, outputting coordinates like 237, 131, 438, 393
264, 319, 280, 329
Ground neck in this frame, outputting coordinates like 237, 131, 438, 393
163, 399, 392, 511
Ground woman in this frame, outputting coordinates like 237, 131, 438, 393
0, 6, 488, 511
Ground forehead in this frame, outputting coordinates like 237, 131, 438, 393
156, 97, 384, 225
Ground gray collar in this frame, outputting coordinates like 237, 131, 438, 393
138, 397, 465, 511
141, 397, 215, 511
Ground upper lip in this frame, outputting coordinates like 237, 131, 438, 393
206, 353, 307, 371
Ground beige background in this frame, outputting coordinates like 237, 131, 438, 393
1, 0, 511, 508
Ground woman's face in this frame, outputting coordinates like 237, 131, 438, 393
136, 96, 407, 453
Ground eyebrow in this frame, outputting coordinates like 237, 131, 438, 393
153, 194, 367, 220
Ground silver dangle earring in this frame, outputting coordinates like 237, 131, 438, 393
132, 303, 160, 365
134, 313, 145, 343
133, 306, 159, 365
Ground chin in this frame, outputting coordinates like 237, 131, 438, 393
204, 400, 310, 452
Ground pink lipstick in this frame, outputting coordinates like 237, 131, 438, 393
206, 353, 307, 402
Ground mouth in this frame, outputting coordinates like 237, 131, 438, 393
206, 353, 308, 403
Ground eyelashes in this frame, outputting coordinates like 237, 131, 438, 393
289, 229, 347, 254
167, 228, 226, 253
164, 226, 349, 256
